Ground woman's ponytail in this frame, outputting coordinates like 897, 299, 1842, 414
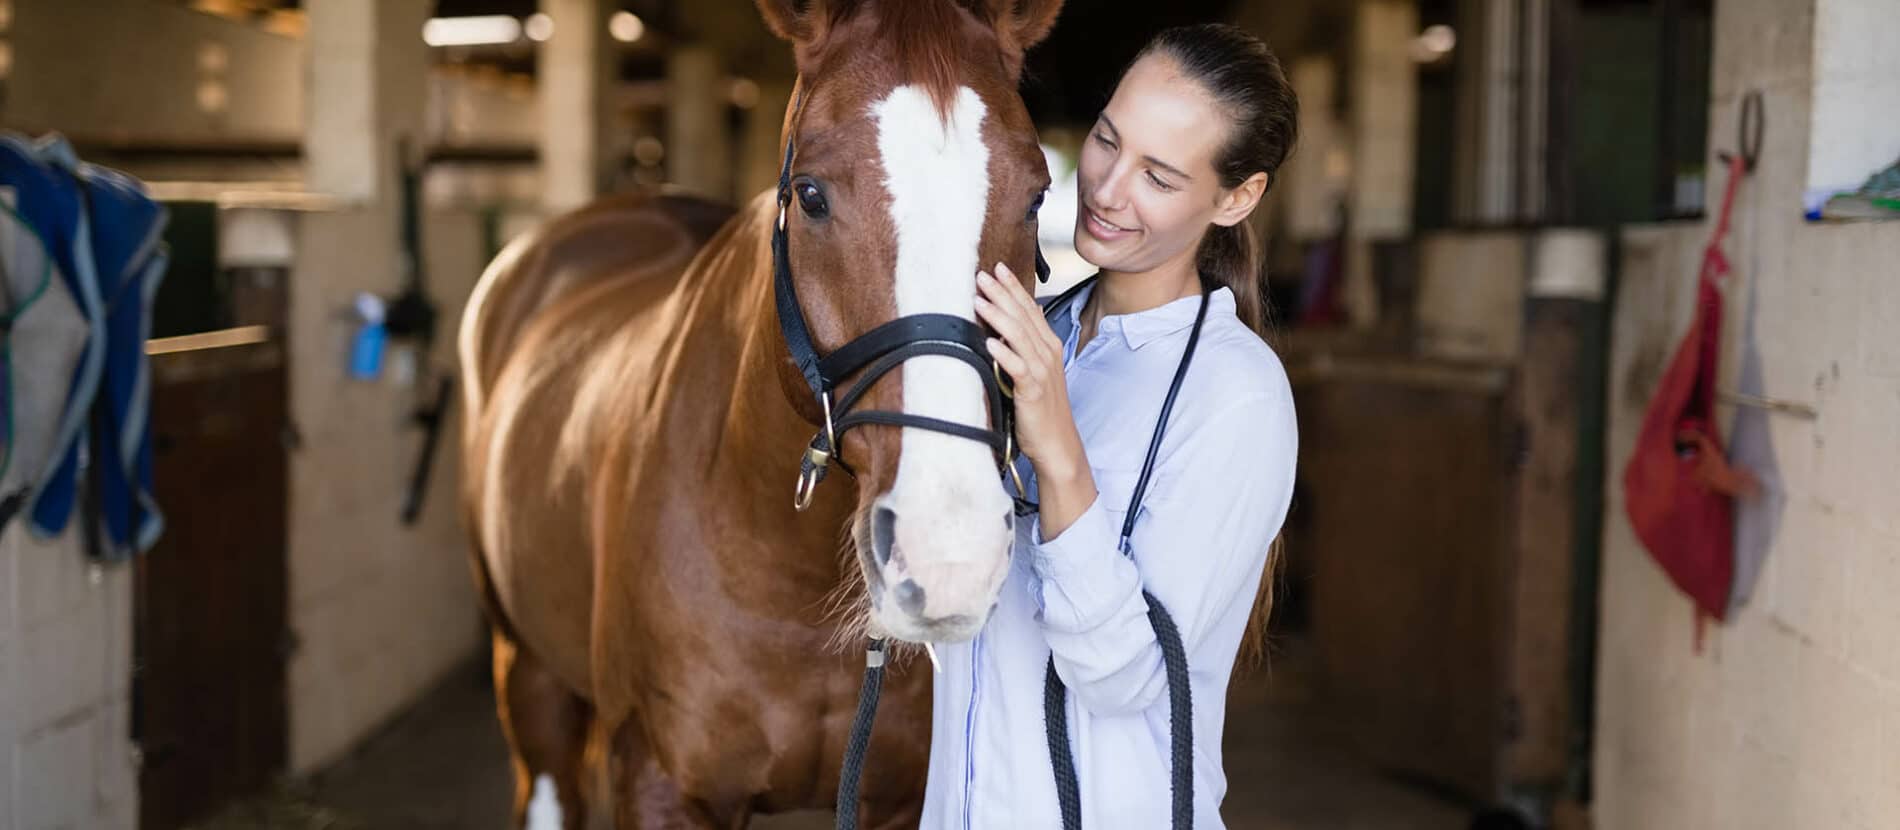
1196, 220, 1267, 337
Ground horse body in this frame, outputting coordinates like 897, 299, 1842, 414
460, 2, 1064, 825
465, 192, 932, 825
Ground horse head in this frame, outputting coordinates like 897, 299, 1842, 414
759, 0, 1064, 644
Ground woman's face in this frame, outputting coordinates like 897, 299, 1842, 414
1074, 54, 1253, 275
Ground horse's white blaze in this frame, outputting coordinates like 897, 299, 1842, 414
526, 773, 563, 830
873, 84, 1014, 627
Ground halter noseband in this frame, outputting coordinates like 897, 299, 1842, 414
772, 87, 1048, 510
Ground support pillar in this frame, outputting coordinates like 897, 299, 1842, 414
1451, 0, 1548, 224
539, 0, 615, 212
305, 0, 430, 202
737, 79, 793, 202
1282, 56, 1346, 244
1344, 0, 1420, 328
665, 44, 732, 201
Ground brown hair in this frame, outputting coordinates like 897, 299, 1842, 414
1134, 24, 1299, 338
1134, 25, 1299, 671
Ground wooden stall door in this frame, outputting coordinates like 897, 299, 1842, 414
1297, 365, 1517, 803
136, 342, 288, 830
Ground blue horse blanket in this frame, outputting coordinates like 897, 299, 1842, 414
0, 133, 166, 560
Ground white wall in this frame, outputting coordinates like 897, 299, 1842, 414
1803, 0, 1900, 207
0, 530, 139, 830
1593, 1, 1900, 827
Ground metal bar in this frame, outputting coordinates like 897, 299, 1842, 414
146, 325, 271, 355
1716, 390, 1818, 420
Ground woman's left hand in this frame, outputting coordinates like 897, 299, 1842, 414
976, 263, 1087, 482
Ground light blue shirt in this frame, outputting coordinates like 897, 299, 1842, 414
919, 283, 1299, 829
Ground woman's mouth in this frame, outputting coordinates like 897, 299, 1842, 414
1083, 208, 1136, 242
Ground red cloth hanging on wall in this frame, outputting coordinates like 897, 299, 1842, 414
1622, 154, 1754, 629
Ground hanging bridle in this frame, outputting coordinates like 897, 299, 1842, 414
771, 87, 1046, 511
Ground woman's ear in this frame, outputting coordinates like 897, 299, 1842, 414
1212, 171, 1270, 228
982, 0, 1065, 77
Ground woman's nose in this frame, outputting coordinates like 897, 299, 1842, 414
1089, 170, 1122, 210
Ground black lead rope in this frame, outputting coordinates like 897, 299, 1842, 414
835, 637, 887, 830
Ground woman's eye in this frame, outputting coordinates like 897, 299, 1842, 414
1026, 190, 1046, 222
1146, 171, 1175, 192
1093, 132, 1115, 149
795, 180, 830, 218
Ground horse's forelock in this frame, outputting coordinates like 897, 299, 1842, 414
822, 0, 999, 120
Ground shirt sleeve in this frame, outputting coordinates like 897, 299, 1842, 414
1029, 393, 1295, 716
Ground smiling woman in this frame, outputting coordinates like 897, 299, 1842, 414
931, 22, 1300, 830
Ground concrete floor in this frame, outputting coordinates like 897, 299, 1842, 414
191, 640, 1467, 830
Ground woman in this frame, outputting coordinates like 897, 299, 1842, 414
920, 24, 1299, 829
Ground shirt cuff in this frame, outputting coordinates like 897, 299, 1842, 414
1029, 492, 1125, 631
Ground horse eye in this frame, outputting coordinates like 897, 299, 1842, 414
1025, 190, 1046, 222
795, 180, 830, 219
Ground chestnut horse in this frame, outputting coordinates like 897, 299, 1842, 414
458, 1, 1064, 826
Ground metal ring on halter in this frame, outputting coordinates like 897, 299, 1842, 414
993, 359, 1015, 398
1004, 430, 1028, 499
794, 466, 820, 511
794, 445, 826, 512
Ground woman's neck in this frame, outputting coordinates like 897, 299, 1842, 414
1086, 246, 1202, 336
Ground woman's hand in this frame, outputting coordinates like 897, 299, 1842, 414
976, 263, 1096, 538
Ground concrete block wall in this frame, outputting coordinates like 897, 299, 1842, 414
0, 529, 138, 830
1593, 1, 1900, 827
284, 206, 489, 774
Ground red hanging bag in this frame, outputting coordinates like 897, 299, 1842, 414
1622, 154, 1755, 633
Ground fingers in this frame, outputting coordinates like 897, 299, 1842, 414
986, 336, 1027, 381
992, 263, 1062, 353
992, 262, 1042, 320
978, 268, 1058, 357
985, 335, 1052, 404
975, 271, 1037, 353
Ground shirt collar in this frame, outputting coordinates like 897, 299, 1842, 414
1050, 281, 1237, 351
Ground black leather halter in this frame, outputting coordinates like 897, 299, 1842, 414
771, 89, 1049, 510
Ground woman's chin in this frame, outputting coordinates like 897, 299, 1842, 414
1072, 232, 1125, 271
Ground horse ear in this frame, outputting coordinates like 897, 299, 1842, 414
756, 0, 817, 42
980, 0, 1063, 76
999, 0, 1063, 50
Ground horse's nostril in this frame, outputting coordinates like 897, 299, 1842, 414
892, 579, 927, 616
873, 505, 897, 569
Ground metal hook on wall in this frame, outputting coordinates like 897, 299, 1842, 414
1715, 90, 1764, 174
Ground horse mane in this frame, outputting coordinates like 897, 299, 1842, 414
822, 0, 993, 118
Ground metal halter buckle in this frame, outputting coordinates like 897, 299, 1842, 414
792, 391, 839, 512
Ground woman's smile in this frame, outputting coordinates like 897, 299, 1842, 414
1082, 205, 1138, 242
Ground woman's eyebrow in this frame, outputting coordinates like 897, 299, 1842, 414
1099, 114, 1193, 182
